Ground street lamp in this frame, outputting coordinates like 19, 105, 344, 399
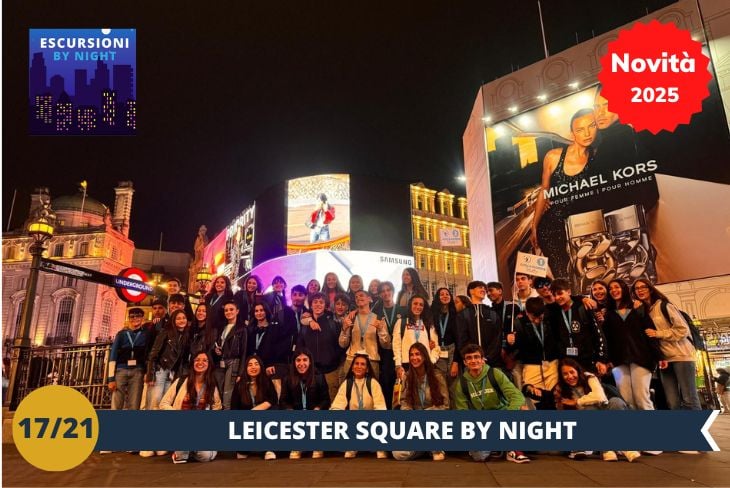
6, 197, 56, 410
196, 264, 212, 299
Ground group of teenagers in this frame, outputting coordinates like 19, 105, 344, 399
106, 268, 704, 464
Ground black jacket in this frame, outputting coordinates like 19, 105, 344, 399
146, 327, 190, 381
548, 301, 608, 372
510, 315, 561, 365
212, 322, 248, 377
297, 311, 344, 374
248, 315, 295, 375
279, 373, 331, 410
456, 303, 504, 368
602, 307, 662, 371
231, 377, 278, 410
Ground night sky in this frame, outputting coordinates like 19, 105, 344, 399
3, 0, 674, 252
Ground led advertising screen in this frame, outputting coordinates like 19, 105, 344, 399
225, 203, 255, 284
486, 73, 730, 293
286, 174, 350, 254
203, 229, 227, 277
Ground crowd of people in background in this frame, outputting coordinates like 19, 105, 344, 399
104, 268, 719, 464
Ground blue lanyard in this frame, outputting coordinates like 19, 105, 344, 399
531, 321, 546, 360
125, 330, 140, 348
353, 380, 365, 410
256, 329, 266, 350
300, 381, 308, 410
418, 376, 427, 409
383, 307, 396, 334
209, 294, 223, 307
561, 307, 574, 347
439, 313, 449, 345
356, 314, 372, 343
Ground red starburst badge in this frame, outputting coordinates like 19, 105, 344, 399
598, 20, 711, 134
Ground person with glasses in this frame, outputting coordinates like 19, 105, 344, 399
161, 352, 221, 464
533, 277, 555, 305
633, 278, 701, 411
602, 280, 662, 410
108, 308, 150, 411
454, 344, 529, 463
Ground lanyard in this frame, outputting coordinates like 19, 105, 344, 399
413, 319, 422, 344
209, 294, 223, 307
439, 313, 449, 345
531, 321, 546, 360
356, 313, 372, 344
248, 385, 257, 407
256, 329, 266, 350
300, 381, 307, 410
195, 384, 206, 409
469, 377, 488, 409
418, 376, 427, 409
353, 380, 365, 410
383, 306, 396, 335
125, 330, 140, 358
561, 307, 574, 347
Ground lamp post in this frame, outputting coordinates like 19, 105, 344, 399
6, 197, 56, 410
195, 264, 212, 302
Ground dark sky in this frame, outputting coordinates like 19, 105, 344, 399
3, 0, 674, 253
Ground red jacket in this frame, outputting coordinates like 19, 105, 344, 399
310, 206, 335, 225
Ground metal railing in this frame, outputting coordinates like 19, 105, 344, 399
6, 341, 113, 409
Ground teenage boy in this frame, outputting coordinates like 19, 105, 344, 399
456, 281, 504, 370
299, 292, 344, 401
339, 290, 390, 380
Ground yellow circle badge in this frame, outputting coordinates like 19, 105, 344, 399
12, 385, 99, 471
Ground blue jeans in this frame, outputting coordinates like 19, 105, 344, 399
174, 451, 216, 462
310, 225, 330, 243
145, 368, 171, 410
112, 368, 144, 410
660, 361, 701, 410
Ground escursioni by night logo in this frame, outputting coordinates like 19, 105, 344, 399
29, 28, 136, 135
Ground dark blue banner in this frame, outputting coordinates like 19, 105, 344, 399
96, 410, 719, 452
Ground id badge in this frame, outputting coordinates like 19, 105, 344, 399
566, 347, 578, 356
439, 350, 449, 359
126, 359, 137, 367
220, 360, 226, 369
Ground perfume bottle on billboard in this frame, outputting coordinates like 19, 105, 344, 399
566, 210, 616, 294
604, 204, 657, 285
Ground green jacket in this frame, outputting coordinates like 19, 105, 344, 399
454, 365, 524, 410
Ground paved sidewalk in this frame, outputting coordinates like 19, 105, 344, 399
3, 415, 730, 487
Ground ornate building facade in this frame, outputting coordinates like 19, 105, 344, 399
410, 182, 472, 297
2, 182, 135, 347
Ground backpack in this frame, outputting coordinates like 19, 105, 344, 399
345, 376, 373, 410
459, 366, 506, 409
658, 301, 705, 349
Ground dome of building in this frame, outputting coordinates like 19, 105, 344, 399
52, 192, 108, 217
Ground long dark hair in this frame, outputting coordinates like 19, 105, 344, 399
590, 280, 609, 306
251, 300, 273, 324
205, 275, 233, 302
345, 353, 375, 380
406, 294, 433, 329
556, 358, 592, 402
632, 278, 669, 306
323, 272, 346, 293
399, 267, 428, 300
193, 303, 216, 350
240, 354, 275, 405
185, 352, 216, 409
404, 343, 445, 408
432, 287, 456, 314
607, 279, 633, 310
288, 348, 315, 389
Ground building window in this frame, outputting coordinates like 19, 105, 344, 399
418, 254, 426, 269
63, 276, 77, 288
12, 299, 25, 338
55, 297, 74, 340
111, 247, 120, 261
448, 283, 456, 297
3, 245, 17, 260
415, 196, 423, 211
78, 241, 89, 256
53, 243, 64, 257
427, 255, 434, 271
99, 299, 114, 339
417, 224, 425, 240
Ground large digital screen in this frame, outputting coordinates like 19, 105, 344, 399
286, 174, 350, 254
203, 229, 227, 277
251, 250, 414, 295
486, 70, 730, 293
225, 204, 255, 284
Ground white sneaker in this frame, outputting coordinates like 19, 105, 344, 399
602, 451, 618, 462
377, 451, 388, 459
156, 451, 168, 456
622, 451, 641, 462
678, 450, 700, 454
312, 451, 324, 459
289, 451, 301, 459
99, 451, 112, 454
643, 450, 662, 455
139, 451, 155, 458
344, 451, 357, 459
236, 453, 248, 459
264, 451, 276, 460
432, 451, 445, 461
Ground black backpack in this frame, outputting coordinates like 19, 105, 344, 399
659, 301, 704, 349
345, 376, 373, 410
459, 366, 506, 409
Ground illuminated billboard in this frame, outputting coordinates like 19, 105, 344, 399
486, 77, 730, 293
286, 174, 350, 254
225, 203, 255, 283
203, 229, 227, 277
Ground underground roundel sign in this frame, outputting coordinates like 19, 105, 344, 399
114, 267, 152, 303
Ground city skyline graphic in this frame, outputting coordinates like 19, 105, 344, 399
28, 28, 136, 135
